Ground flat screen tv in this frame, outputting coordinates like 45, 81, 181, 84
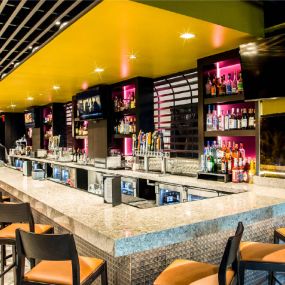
260, 113, 285, 173
240, 34, 285, 101
76, 87, 108, 120
24, 110, 35, 127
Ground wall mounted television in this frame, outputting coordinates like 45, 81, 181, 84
240, 34, 285, 101
76, 86, 109, 120
24, 110, 35, 128
260, 113, 285, 173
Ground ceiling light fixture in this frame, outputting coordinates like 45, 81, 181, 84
28, 45, 33, 50
52, 85, 60, 90
1, 73, 7, 79
180, 33, 195, 39
55, 20, 61, 26
32, 46, 39, 53
129, 54, 137, 60
94, 67, 104, 73
10, 104, 16, 108
27, 97, 34, 101
59, 22, 69, 30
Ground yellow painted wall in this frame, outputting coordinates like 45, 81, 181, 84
261, 99, 285, 115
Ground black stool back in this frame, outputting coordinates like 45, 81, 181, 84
218, 222, 244, 285
16, 230, 81, 284
0, 203, 35, 233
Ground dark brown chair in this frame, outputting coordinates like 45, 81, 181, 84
153, 222, 244, 285
15, 229, 108, 285
239, 231, 285, 285
0, 202, 53, 285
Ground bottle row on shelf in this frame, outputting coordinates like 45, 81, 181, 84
132, 130, 164, 155
113, 92, 136, 112
205, 70, 243, 97
201, 140, 256, 183
114, 116, 136, 135
206, 106, 255, 132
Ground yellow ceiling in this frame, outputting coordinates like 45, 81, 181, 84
0, 0, 252, 112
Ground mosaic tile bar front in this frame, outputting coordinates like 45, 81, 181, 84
3, 190, 285, 285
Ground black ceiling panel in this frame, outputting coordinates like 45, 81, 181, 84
0, 0, 101, 80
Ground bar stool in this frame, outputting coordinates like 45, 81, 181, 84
239, 234, 285, 285
15, 229, 108, 285
153, 222, 244, 285
0, 202, 54, 285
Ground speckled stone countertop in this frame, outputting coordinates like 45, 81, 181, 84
1, 166, 285, 257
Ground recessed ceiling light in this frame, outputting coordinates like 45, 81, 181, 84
28, 45, 33, 50
180, 33, 195, 39
129, 54, 137, 60
59, 22, 68, 30
1, 73, 7, 79
10, 104, 16, 108
52, 85, 60, 90
55, 20, 61, 26
27, 97, 34, 101
32, 46, 39, 53
94, 68, 104, 73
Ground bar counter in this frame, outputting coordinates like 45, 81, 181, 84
1, 166, 285, 284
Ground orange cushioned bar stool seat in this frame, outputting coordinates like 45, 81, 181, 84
239, 241, 285, 285
24, 256, 104, 285
0, 223, 53, 239
0, 202, 54, 285
154, 222, 244, 285
15, 229, 108, 285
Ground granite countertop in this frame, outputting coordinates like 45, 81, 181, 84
1, 167, 285, 257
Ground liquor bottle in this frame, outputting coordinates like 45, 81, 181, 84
226, 141, 232, 174
212, 108, 218, 131
232, 71, 238, 94
130, 92, 136, 109
229, 108, 236, 130
211, 74, 217, 97
248, 159, 255, 184
248, 108, 255, 129
221, 75, 226, 96
236, 108, 242, 130
218, 110, 225, 131
253, 109, 256, 128
239, 143, 245, 160
205, 73, 212, 97
226, 74, 232, 95
221, 154, 227, 174
243, 158, 250, 183
224, 110, 229, 131
238, 158, 244, 183
241, 108, 248, 129
232, 158, 239, 183
216, 77, 222, 96
206, 105, 213, 131
237, 72, 244, 93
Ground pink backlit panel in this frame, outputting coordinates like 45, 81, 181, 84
124, 138, 133, 156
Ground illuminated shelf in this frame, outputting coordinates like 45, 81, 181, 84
204, 129, 255, 137
204, 93, 244, 105
75, 135, 88, 139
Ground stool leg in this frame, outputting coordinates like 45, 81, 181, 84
239, 263, 245, 285
101, 263, 108, 285
1, 245, 5, 285
12, 246, 16, 285
2, 246, 6, 267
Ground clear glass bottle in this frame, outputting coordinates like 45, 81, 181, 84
206, 105, 213, 131
232, 71, 238, 94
